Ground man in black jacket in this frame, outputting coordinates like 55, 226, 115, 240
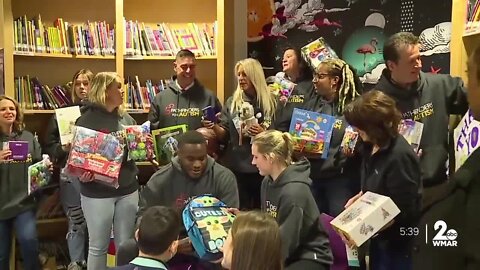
148, 49, 222, 131
375, 32, 468, 188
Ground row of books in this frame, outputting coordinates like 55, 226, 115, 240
14, 75, 173, 111
124, 77, 171, 110
13, 15, 115, 56
466, 0, 480, 33
124, 20, 217, 57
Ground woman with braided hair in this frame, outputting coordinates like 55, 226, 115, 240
302, 58, 363, 216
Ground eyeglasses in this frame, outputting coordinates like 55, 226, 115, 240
313, 73, 330, 81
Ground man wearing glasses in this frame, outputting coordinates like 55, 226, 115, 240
148, 49, 222, 131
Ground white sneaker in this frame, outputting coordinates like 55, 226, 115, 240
67, 262, 83, 270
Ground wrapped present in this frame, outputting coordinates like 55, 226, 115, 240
66, 126, 124, 188
152, 124, 188, 165
330, 192, 401, 247
301, 37, 338, 69
28, 154, 52, 194
125, 121, 154, 161
289, 108, 336, 158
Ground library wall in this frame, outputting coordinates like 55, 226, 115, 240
247, 0, 453, 84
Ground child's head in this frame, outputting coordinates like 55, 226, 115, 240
221, 211, 282, 270
71, 69, 94, 103
251, 130, 293, 176
135, 206, 181, 260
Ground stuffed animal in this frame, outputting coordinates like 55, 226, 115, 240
239, 102, 258, 129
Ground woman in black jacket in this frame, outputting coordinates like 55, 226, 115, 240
343, 90, 422, 270
45, 69, 93, 269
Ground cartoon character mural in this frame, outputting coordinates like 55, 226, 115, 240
247, 0, 276, 42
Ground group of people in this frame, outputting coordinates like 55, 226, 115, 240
0, 31, 479, 270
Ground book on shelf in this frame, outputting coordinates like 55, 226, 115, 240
465, 0, 480, 33
123, 77, 171, 110
13, 15, 115, 56
15, 76, 72, 110
124, 19, 217, 57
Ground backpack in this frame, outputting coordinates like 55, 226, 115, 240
182, 195, 235, 261
412, 148, 480, 270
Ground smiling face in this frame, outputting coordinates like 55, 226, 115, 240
174, 56, 196, 85
388, 43, 422, 85
0, 99, 17, 128
177, 143, 208, 179
73, 74, 91, 101
105, 79, 124, 108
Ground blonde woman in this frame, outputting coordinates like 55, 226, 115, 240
45, 68, 94, 269
204, 58, 277, 209
251, 130, 332, 269
73, 72, 139, 270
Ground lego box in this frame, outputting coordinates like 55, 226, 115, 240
330, 192, 400, 247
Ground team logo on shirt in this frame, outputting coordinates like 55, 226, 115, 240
402, 102, 434, 121
164, 103, 201, 117
265, 200, 278, 218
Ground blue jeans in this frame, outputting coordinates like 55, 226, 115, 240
0, 210, 40, 270
60, 171, 87, 263
370, 239, 412, 270
311, 177, 356, 217
81, 191, 138, 270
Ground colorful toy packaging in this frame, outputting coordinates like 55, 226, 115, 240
289, 108, 336, 158
341, 126, 359, 153
398, 119, 424, 153
267, 75, 296, 101
182, 195, 235, 261
125, 121, 154, 161
152, 124, 188, 165
66, 126, 124, 188
28, 154, 52, 194
301, 37, 338, 69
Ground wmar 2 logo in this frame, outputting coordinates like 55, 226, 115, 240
431, 220, 458, 247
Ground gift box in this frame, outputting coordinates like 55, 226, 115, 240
28, 154, 52, 194
288, 108, 336, 158
152, 124, 188, 165
66, 127, 124, 187
330, 192, 401, 247
125, 121, 154, 161
341, 126, 359, 153
398, 119, 424, 153
301, 37, 338, 69
8, 141, 29, 161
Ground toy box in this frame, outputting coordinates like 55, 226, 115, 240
5, 141, 29, 161
341, 126, 359, 153
152, 124, 188, 165
330, 192, 401, 247
267, 74, 296, 100
125, 121, 154, 161
28, 154, 52, 194
289, 108, 336, 158
66, 127, 124, 187
301, 37, 338, 69
398, 119, 424, 153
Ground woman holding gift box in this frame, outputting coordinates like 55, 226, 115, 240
343, 90, 422, 270
251, 130, 332, 270
73, 72, 139, 270
45, 68, 94, 270
0, 95, 43, 270
203, 58, 277, 210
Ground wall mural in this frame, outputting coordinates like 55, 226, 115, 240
247, 0, 452, 84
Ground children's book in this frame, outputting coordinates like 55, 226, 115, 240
288, 108, 336, 159
152, 124, 188, 165
301, 37, 338, 70
55, 106, 81, 145
8, 141, 29, 160
398, 119, 424, 153
341, 126, 359, 153
28, 154, 52, 194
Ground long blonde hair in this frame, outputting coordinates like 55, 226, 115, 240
87, 72, 125, 115
252, 130, 293, 167
230, 58, 277, 120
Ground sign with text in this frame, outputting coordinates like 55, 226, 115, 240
454, 110, 480, 171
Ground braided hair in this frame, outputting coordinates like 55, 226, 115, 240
318, 59, 362, 114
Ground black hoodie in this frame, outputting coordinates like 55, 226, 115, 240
375, 70, 468, 186
138, 155, 239, 217
261, 158, 332, 265
302, 95, 361, 181
0, 130, 42, 220
148, 78, 222, 131
271, 74, 315, 132
74, 103, 139, 198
